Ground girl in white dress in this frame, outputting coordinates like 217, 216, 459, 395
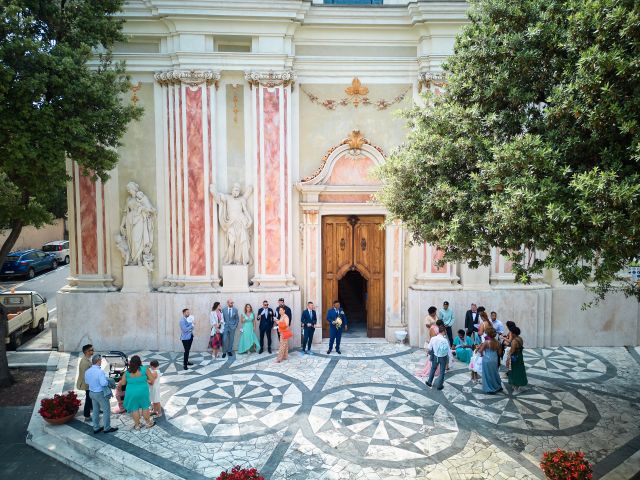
148, 360, 162, 417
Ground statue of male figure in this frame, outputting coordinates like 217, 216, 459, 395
210, 183, 253, 265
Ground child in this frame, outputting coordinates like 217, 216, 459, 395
453, 329, 473, 364
148, 360, 162, 417
468, 328, 483, 383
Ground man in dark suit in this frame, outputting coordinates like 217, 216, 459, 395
257, 300, 275, 354
464, 303, 480, 335
222, 299, 239, 358
274, 297, 292, 341
301, 301, 317, 355
326, 300, 348, 355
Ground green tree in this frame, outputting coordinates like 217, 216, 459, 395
377, 0, 640, 302
0, 0, 142, 387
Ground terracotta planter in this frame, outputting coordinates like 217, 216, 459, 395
42, 413, 76, 425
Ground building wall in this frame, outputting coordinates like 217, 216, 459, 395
0, 219, 66, 252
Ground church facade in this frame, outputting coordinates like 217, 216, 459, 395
58, 0, 639, 353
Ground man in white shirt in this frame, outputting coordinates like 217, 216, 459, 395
425, 325, 452, 391
490, 311, 506, 336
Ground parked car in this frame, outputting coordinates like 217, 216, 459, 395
0, 249, 58, 279
42, 240, 70, 265
0, 290, 48, 349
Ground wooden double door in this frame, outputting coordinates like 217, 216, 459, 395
321, 215, 385, 337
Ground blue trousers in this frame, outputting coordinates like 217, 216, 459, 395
427, 353, 447, 389
303, 326, 315, 351
328, 328, 342, 351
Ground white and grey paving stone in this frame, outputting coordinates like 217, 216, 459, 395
27, 343, 640, 479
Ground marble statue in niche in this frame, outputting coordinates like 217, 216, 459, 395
118, 181, 156, 272
210, 183, 253, 265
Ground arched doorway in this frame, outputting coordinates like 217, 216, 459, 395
322, 215, 385, 337
338, 270, 367, 337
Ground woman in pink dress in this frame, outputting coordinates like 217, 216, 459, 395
416, 307, 443, 377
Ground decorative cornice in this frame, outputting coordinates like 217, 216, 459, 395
302, 129, 385, 183
417, 72, 447, 92
244, 70, 296, 89
154, 70, 221, 89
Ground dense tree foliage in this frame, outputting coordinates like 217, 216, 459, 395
377, 0, 640, 301
0, 0, 142, 386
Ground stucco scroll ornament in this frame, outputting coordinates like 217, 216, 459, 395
244, 70, 296, 89
210, 183, 253, 266
417, 72, 448, 93
154, 70, 221, 89
118, 181, 156, 272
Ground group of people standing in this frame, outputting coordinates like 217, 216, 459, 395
419, 301, 528, 394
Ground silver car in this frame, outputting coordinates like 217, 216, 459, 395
42, 240, 70, 265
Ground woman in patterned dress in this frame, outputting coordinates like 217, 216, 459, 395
209, 302, 224, 358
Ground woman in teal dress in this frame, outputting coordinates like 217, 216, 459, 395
479, 327, 503, 394
119, 355, 156, 430
237, 304, 260, 354
507, 327, 528, 393
453, 329, 473, 363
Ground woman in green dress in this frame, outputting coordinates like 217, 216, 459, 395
119, 355, 156, 430
237, 304, 260, 354
507, 327, 528, 393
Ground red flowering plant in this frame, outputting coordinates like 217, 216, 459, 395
216, 465, 264, 480
38, 390, 81, 420
540, 449, 593, 480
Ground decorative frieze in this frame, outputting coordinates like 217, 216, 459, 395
244, 70, 296, 89
417, 72, 447, 92
302, 77, 410, 111
154, 70, 221, 89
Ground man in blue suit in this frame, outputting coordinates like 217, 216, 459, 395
326, 300, 348, 355
301, 301, 317, 355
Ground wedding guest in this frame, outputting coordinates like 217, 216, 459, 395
257, 300, 275, 354
222, 299, 239, 358
425, 325, 452, 390
209, 302, 224, 359
478, 327, 503, 394
119, 355, 156, 430
438, 301, 455, 346
477, 311, 492, 338
464, 303, 480, 335
76, 344, 94, 421
276, 306, 292, 362
416, 315, 444, 377
453, 329, 473, 364
238, 303, 260, 353
274, 297, 292, 341
148, 360, 162, 417
507, 327, 528, 393
85, 353, 118, 434
301, 301, 317, 355
490, 311, 506, 335
326, 300, 348, 355
179, 308, 194, 370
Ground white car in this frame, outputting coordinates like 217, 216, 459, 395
42, 240, 70, 265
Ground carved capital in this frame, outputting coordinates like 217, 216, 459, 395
154, 70, 221, 89
417, 71, 447, 92
244, 70, 296, 89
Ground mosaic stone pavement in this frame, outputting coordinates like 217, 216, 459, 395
59, 343, 640, 479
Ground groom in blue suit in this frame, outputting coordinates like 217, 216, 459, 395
326, 300, 348, 355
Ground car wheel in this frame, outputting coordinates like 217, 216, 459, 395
37, 319, 45, 333
27, 268, 35, 280
64, 255, 70, 265
9, 332, 22, 350
52, 260, 58, 269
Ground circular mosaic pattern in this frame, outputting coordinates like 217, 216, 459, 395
443, 373, 592, 434
164, 372, 302, 438
524, 347, 610, 381
308, 386, 459, 465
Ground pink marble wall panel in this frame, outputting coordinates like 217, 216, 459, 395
72, 168, 79, 274
102, 185, 106, 273
318, 194, 374, 203
208, 88, 215, 275
179, 88, 186, 274
262, 89, 282, 275
186, 87, 205, 276
256, 92, 262, 271
284, 90, 289, 275
327, 155, 380, 185
167, 89, 173, 274
431, 247, 447, 273
79, 173, 97, 274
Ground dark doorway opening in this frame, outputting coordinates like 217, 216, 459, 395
338, 270, 367, 338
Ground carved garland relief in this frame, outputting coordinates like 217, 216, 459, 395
302, 77, 410, 111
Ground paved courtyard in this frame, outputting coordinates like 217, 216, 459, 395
28, 343, 640, 479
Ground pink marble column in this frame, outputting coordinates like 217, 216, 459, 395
247, 71, 295, 287
78, 171, 98, 275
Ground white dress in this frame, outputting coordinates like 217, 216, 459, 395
149, 370, 162, 403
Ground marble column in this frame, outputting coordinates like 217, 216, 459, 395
65, 161, 115, 291
155, 70, 221, 290
490, 247, 516, 286
246, 70, 296, 288
386, 220, 405, 332
302, 208, 321, 342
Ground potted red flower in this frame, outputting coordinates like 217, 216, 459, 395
216, 465, 264, 480
38, 390, 81, 425
540, 449, 592, 480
